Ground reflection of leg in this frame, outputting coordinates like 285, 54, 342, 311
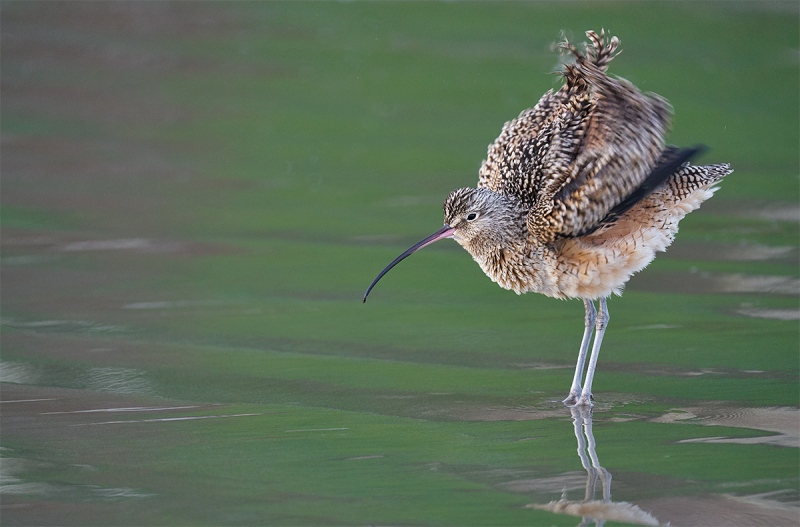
580, 406, 612, 503
583, 407, 600, 469
577, 298, 609, 407
564, 300, 596, 405
531, 409, 661, 525
571, 407, 590, 470
570, 406, 595, 502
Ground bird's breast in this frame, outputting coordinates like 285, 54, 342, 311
471, 243, 566, 299
469, 236, 663, 301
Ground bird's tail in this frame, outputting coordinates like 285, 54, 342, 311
663, 162, 733, 201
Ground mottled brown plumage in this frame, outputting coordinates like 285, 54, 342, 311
364, 30, 732, 407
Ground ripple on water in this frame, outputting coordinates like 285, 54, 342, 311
0, 453, 155, 500
652, 405, 800, 448
0, 361, 154, 396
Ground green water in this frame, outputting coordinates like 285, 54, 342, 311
2, 2, 798, 525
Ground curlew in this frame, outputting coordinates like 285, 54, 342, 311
363, 30, 732, 407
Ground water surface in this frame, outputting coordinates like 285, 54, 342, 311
2, 2, 798, 525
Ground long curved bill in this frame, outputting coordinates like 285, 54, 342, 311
362, 225, 455, 303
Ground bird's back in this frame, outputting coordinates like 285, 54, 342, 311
472, 30, 732, 300
478, 30, 674, 243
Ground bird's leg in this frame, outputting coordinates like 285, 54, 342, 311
576, 297, 609, 407
563, 299, 597, 405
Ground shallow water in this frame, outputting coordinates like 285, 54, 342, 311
2, 2, 798, 526
2, 381, 798, 526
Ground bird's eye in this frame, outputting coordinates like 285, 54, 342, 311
466, 212, 479, 222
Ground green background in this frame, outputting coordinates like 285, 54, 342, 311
2, 1, 798, 525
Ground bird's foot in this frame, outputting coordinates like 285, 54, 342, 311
562, 391, 580, 406
574, 392, 594, 408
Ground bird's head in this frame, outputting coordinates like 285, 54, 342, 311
443, 187, 526, 253
363, 187, 525, 302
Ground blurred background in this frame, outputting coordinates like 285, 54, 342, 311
2, 2, 798, 525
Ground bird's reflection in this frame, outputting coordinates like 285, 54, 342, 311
528, 406, 661, 527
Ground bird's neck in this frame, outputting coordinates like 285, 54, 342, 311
469, 239, 531, 293
471, 239, 563, 297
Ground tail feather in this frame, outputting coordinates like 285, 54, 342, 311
665, 163, 732, 200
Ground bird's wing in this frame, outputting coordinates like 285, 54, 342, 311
480, 30, 675, 243
477, 87, 574, 206
581, 145, 705, 234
